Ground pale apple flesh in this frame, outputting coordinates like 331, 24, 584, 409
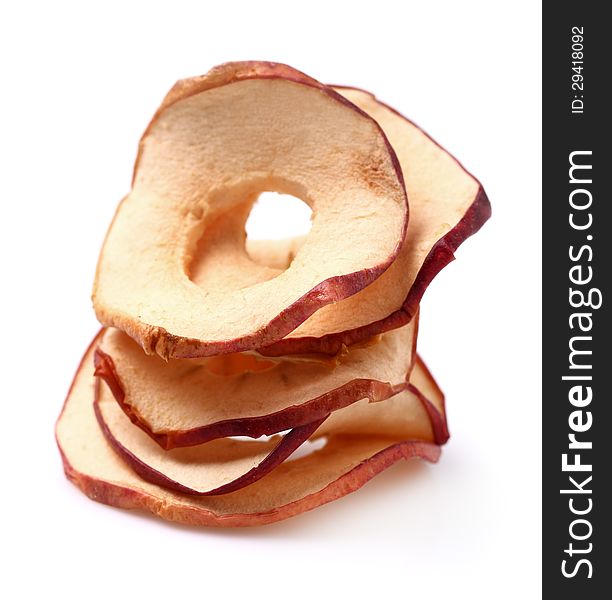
316, 356, 446, 444
56, 335, 444, 526
256, 87, 491, 356
93, 318, 417, 449
95, 379, 325, 496
94, 357, 444, 497
93, 62, 408, 360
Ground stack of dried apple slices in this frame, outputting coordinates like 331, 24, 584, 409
56, 61, 490, 527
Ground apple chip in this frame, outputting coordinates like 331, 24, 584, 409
317, 356, 448, 445
56, 337, 443, 526
94, 319, 417, 449
258, 86, 491, 355
95, 377, 324, 496
93, 62, 408, 359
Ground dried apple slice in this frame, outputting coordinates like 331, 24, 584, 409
407, 356, 450, 445
94, 318, 417, 449
94, 378, 324, 496
93, 62, 408, 359
94, 359, 443, 497
258, 87, 491, 356
318, 356, 449, 445
56, 337, 442, 526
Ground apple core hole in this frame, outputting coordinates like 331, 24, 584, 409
245, 191, 312, 269
186, 189, 313, 291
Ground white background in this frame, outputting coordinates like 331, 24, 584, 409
0, 1, 541, 598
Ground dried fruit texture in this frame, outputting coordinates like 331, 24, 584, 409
246, 236, 306, 271
95, 379, 324, 495
93, 62, 408, 359
258, 87, 491, 356
317, 356, 447, 444
58, 63, 492, 527
94, 318, 417, 448
56, 337, 443, 527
